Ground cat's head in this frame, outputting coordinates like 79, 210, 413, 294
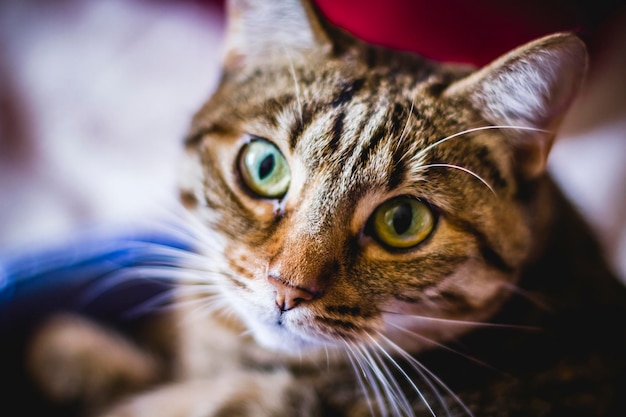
179, 0, 586, 354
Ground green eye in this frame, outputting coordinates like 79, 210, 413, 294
239, 138, 290, 198
371, 197, 435, 249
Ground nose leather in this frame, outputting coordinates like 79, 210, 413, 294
268, 275, 320, 311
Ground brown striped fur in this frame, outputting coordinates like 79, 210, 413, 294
28, 0, 626, 416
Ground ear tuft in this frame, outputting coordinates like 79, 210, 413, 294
445, 33, 588, 178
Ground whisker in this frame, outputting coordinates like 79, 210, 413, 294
239, 328, 253, 338
172, 284, 221, 297
341, 339, 377, 417
384, 321, 504, 376
79, 265, 216, 305
121, 288, 176, 318
414, 125, 550, 162
324, 345, 330, 372
417, 163, 496, 195
382, 311, 541, 331
78, 268, 172, 307
498, 282, 552, 312
151, 201, 229, 256
376, 334, 451, 417
121, 285, 217, 319
135, 245, 211, 266
357, 343, 404, 417
116, 281, 222, 320
377, 333, 475, 417
280, 44, 304, 125
345, 340, 385, 416
366, 334, 437, 417
356, 345, 389, 417
365, 343, 415, 417
178, 295, 231, 324
398, 97, 416, 145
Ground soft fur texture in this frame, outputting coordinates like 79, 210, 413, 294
26, 0, 626, 416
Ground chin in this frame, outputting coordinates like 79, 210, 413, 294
246, 319, 325, 355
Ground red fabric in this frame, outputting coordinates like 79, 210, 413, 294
312, 0, 587, 66
202, 0, 621, 66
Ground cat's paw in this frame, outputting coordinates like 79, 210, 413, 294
100, 371, 319, 417
27, 314, 162, 407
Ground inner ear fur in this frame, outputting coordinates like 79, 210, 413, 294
222, 0, 332, 70
444, 33, 588, 179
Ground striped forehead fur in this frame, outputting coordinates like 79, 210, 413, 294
190, 45, 521, 262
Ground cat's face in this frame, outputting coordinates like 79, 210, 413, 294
179, 0, 586, 355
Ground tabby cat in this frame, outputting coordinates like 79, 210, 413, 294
27, 0, 626, 416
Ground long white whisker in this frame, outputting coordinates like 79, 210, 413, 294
366, 334, 437, 417
173, 284, 222, 296
179, 295, 231, 324
366, 343, 415, 417
377, 334, 451, 417
385, 321, 503, 375
359, 347, 389, 417
149, 202, 230, 258
348, 340, 387, 417
79, 265, 219, 302
78, 268, 174, 307
383, 312, 540, 331
121, 288, 176, 317
414, 125, 550, 161
398, 97, 416, 145
121, 282, 222, 318
133, 245, 216, 268
324, 345, 331, 372
280, 44, 304, 125
418, 163, 496, 195
498, 282, 552, 311
377, 333, 475, 417
372, 333, 451, 417
357, 344, 404, 417
342, 340, 377, 417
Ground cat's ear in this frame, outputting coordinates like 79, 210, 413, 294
444, 33, 587, 178
222, 0, 332, 69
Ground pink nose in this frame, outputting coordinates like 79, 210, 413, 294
268, 275, 320, 311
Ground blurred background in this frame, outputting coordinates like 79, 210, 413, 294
0, 0, 625, 306
0, 0, 624, 413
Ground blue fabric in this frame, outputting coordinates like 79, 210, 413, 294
0, 228, 195, 331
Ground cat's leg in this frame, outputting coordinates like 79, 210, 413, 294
99, 370, 320, 417
27, 313, 165, 412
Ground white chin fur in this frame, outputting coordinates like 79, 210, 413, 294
247, 321, 318, 354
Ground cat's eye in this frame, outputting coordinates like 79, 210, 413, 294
370, 197, 435, 249
238, 138, 290, 198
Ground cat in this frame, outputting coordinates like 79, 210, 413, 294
26, 0, 626, 416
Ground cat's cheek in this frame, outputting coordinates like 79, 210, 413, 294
381, 263, 515, 353
445, 264, 516, 316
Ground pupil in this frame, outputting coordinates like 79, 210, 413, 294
392, 204, 413, 235
258, 154, 275, 179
